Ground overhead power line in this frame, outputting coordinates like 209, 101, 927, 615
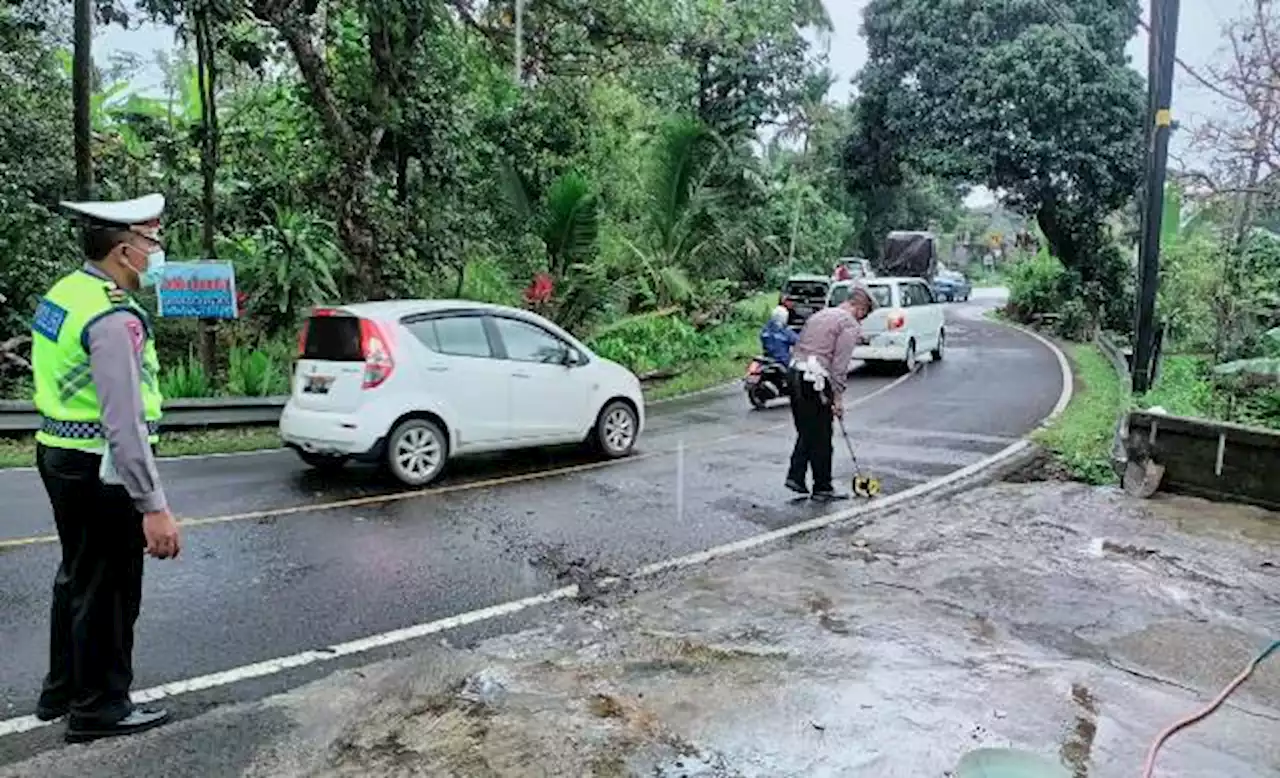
1133, 15, 1242, 104
1033, 0, 1242, 105
1029, 0, 1117, 73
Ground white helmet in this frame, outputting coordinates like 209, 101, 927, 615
770, 305, 789, 327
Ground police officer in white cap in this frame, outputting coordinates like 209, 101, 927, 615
29, 193, 180, 742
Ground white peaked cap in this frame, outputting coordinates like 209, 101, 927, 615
59, 193, 165, 228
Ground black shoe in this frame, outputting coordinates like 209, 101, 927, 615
35, 703, 68, 722
810, 490, 850, 503
785, 478, 809, 495
65, 708, 171, 743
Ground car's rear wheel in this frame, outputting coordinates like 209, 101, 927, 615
594, 400, 638, 458
902, 340, 918, 374
931, 329, 945, 361
386, 417, 448, 487
297, 451, 348, 473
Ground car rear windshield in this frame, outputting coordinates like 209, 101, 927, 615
302, 315, 363, 362
784, 281, 829, 299
830, 284, 892, 308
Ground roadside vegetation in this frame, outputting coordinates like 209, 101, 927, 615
0, 0, 980, 457
1031, 344, 1125, 484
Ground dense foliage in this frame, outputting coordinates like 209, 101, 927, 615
0, 0, 893, 394
850, 0, 1144, 328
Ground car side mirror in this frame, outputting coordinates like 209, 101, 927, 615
562, 347, 582, 367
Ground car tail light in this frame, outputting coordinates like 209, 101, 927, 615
359, 318, 395, 389
887, 309, 906, 330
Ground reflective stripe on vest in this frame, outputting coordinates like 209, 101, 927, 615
31, 270, 164, 450
40, 418, 161, 440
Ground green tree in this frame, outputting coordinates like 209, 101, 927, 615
852, 0, 1144, 318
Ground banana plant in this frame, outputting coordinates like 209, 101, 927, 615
618, 117, 727, 308
499, 163, 611, 331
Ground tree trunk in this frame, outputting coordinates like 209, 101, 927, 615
72, 0, 93, 199
269, 9, 386, 299
195, 8, 220, 377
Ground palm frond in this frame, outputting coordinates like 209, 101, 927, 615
497, 158, 535, 224
543, 172, 600, 276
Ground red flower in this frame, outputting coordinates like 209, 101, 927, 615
235, 290, 249, 315
523, 273, 554, 306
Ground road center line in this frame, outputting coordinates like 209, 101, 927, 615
0, 317, 1073, 741
0, 371, 917, 550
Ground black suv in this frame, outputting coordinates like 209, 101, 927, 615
779, 274, 832, 330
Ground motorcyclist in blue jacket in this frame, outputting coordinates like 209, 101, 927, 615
760, 305, 798, 365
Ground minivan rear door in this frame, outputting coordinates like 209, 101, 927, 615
855, 283, 896, 337
293, 312, 367, 413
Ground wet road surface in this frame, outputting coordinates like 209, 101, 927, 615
0, 294, 1064, 757
5, 483, 1276, 777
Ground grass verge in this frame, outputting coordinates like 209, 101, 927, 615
0, 426, 283, 469
1031, 342, 1127, 485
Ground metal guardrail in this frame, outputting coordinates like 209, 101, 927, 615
0, 396, 287, 436
1095, 331, 1132, 395
1096, 331, 1134, 479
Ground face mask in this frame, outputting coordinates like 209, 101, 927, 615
127, 246, 167, 289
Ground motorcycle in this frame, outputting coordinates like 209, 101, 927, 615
744, 357, 790, 409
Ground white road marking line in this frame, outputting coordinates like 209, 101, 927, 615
0, 373, 916, 550
0, 318, 1069, 742
0, 447, 289, 475
0, 378, 746, 476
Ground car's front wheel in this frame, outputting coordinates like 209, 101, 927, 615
385, 417, 448, 487
931, 329, 945, 361
594, 400, 639, 458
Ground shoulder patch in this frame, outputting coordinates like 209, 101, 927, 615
125, 317, 146, 354
106, 286, 129, 305
32, 298, 69, 343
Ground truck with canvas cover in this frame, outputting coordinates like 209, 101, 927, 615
877, 231, 938, 281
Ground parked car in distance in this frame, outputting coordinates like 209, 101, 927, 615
932, 264, 972, 302
280, 300, 645, 487
833, 257, 874, 281
828, 277, 945, 373
779, 274, 832, 329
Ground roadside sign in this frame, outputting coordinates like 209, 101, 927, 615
157, 261, 239, 319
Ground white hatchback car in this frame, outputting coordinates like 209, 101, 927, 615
280, 300, 645, 486
827, 277, 946, 372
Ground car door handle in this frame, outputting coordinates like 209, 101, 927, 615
512, 372, 531, 379
427, 366, 449, 373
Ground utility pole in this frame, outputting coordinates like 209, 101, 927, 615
1132, 0, 1181, 393
514, 0, 526, 84
72, 0, 93, 199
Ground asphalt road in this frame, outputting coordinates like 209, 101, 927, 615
0, 291, 1063, 762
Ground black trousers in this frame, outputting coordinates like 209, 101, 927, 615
786, 369, 834, 493
36, 444, 144, 725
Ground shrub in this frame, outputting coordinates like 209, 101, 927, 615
161, 352, 215, 399
226, 346, 290, 397
1005, 249, 1066, 323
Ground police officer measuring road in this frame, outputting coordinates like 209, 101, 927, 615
30, 194, 181, 743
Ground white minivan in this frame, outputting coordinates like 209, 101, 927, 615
827, 277, 946, 373
279, 300, 646, 487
